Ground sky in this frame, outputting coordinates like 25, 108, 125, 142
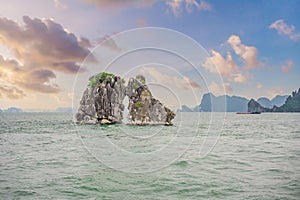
0, 0, 299, 110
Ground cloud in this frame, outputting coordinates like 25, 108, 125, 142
79, 37, 93, 48
256, 83, 263, 89
232, 73, 247, 83
267, 87, 286, 99
137, 18, 147, 27
82, 0, 154, 9
281, 60, 293, 73
141, 67, 201, 91
97, 35, 122, 52
0, 85, 26, 99
82, 0, 211, 16
0, 55, 60, 99
203, 34, 261, 83
269, 19, 300, 41
0, 16, 95, 73
208, 82, 232, 95
166, 0, 212, 16
227, 35, 259, 70
54, 0, 67, 9
0, 16, 94, 99
203, 50, 248, 83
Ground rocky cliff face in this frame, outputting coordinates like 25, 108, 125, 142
198, 93, 249, 112
75, 73, 175, 125
247, 99, 267, 113
75, 74, 126, 124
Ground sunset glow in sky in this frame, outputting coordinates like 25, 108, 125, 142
0, 0, 299, 110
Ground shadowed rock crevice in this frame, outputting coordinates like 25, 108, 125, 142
75, 72, 175, 125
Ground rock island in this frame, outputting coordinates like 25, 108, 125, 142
75, 72, 175, 125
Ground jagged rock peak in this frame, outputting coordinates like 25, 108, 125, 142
75, 72, 175, 125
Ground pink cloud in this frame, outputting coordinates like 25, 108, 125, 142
203, 50, 247, 83
227, 35, 259, 70
137, 18, 147, 27
208, 82, 232, 95
269, 19, 300, 41
82, 0, 212, 16
281, 60, 293, 73
203, 34, 261, 84
256, 83, 263, 89
166, 0, 212, 16
267, 87, 286, 99
0, 16, 95, 99
82, 0, 155, 9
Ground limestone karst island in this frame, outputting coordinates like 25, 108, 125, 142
75, 72, 175, 125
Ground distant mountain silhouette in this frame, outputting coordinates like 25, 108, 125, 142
177, 93, 288, 113
177, 105, 193, 112
55, 107, 73, 112
2, 107, 23, 113
198, 93, 249, 112
248, 88, 300, 112
257, 97, 272, 108
271, 95, 289, 107
257, 95, 288, 108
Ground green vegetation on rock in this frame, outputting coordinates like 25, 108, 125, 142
88, 72, 115, 87
132, 82, 139, 91
134, 101, 144, 108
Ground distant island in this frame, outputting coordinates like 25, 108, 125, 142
0, 107, 23, 113
55, 107, 73, 112
178, 93, 287, 112
256, 95, 288, 108
75, 72, 175, 125
248, 88, 300, 112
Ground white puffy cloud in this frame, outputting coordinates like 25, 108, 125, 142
166, 0, 212, 16
203, 50, 248, 83
204, 50, 238, 76
232, 73, 247, 83
204, 34, 261, 83
227, 35, 259, 70
269, 19, 300, 41
208, 82, 232, 95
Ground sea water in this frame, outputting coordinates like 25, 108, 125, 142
0, 112, 299, 199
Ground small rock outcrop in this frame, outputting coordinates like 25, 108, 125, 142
247, 99, 266, 113
75, 72, 175, 125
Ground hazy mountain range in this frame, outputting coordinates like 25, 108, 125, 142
0, 107, 23, 113
1, 95, 289, 113
178, 93, 288, 112
0, 107, 74, 113
248, 88, 300, 112
257, 95, 289, 108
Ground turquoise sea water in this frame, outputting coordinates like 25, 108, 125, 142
0, 112, 299, 199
